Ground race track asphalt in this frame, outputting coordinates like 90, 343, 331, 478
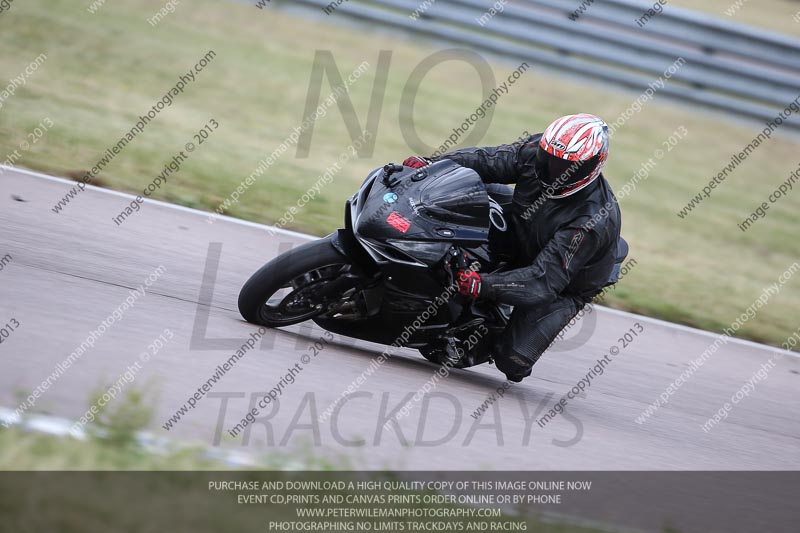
1, 168, 798, 473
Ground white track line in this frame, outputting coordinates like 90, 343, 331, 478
4, 165, 313, 240
4, 164, 798, 360
0, 407, 285, 468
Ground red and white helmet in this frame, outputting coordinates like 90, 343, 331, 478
535, 113, 609, 199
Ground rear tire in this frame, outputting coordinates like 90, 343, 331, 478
238, 237, 352, 327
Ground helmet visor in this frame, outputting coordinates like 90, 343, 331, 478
535, 147, 600, 195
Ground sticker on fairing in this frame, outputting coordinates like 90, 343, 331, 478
386, 212, 411, 233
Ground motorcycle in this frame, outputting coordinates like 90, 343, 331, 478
238, 160, 517, 369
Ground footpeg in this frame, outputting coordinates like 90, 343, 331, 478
443, 337, 463, 367
446, 317, 484, 336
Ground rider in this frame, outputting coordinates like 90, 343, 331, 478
403, 113, 623, 382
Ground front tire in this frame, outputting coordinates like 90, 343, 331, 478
238, 237, 355, 327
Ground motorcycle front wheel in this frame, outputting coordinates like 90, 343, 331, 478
238, 236, 364, 327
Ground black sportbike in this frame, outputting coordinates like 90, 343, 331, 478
240, 160, 558, 368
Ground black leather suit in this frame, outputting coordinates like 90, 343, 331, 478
433, 133, 623, 381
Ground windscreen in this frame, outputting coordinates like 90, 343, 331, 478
418, 164, 488, 226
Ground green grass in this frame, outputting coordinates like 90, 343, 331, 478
0, 0, 798, 347
0, 388, 610, 532
669, 0, 800, 35
0, 436, 616, 533
0, 382, 230, 470
0, 427, 218, 469
0, 384, 350, 471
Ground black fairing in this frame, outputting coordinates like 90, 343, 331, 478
314, 160, 502, 348
352, 160, 490, 267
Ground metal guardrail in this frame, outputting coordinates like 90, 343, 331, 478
563, 0, 800, 71
288, 0, 800, 130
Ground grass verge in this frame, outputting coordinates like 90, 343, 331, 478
0, 389, 612, 532
669, 0, 800, 35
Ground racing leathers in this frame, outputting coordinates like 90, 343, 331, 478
432, 133, 623, 381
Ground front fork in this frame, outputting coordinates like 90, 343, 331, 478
328, 229, 379, 277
